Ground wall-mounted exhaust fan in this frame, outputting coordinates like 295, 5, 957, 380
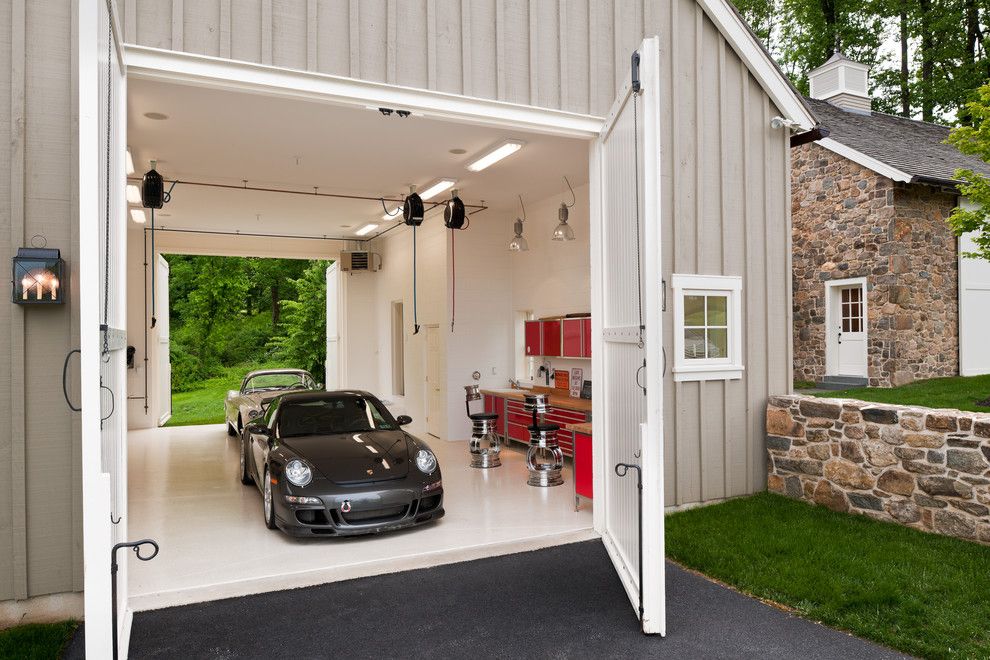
339, 251, 382, 273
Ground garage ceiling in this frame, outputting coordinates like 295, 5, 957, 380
127, 78, 590, 238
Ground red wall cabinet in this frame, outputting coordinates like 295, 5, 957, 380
574, 432, 593, 501
581, 317, 592, 358
542, 320, 562, 357
524, 320, 543, 356
562, 319, 583, 358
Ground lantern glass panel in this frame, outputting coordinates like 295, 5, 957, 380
12, 248, 65, 304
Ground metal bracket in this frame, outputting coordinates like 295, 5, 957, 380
631, 50, 642, 93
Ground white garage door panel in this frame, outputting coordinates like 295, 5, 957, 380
959, 232, 990, 376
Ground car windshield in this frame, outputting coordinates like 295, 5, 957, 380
278, 396, 398, 437
243, 372, 312, 393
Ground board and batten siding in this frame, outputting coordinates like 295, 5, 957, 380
657, 0, 791, 507
0, 0, 84, 607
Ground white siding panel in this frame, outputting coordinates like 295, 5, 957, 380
315, 0, 351, 76
135, 0, 173, 49
230, 0, 263, 63
394, 0, 430, 89
358, 0, 388, 83
432, 0, 464, 95
272, 0, 308, 71
183, 0, 222, 57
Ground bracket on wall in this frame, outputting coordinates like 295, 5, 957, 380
631, 50, 642, 93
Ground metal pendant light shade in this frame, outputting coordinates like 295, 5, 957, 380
552, 203, 575, 241
508, 218, 529, 252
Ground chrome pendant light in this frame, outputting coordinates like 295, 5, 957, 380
509, 195, 529, 252
552, 176, 576, 242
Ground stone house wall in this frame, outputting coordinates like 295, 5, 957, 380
791, 143, 959, 387
767, 394, 990, 543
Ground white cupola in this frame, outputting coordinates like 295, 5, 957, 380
808, 51, 871, 114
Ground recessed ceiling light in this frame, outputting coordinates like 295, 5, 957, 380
419, 179, 457, 201
126, 184, 141, 205
355, 223, 379, 236
130, 209, 146, 224
449, 148, 467, 155
467, 140, 524, 172
143, 112, 168, 120
125, 148, 135, 175
340, 225, 352, 228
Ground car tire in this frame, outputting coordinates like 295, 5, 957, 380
227, 421, 236, 437
263, 467, 278, 530
239, 432, 254, 486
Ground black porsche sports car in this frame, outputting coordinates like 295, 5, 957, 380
239, 390, 444, 536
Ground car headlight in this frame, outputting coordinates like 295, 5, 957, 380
284, 459, 312, 487
415, 449, 437, 474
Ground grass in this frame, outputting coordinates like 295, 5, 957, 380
0, 621, 77, 660
667, 493, 990, 659
814, 373, 990, 413
793, 379, 817, 390
166, 361, 294, 427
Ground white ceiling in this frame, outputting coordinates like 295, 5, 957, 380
127, 78, 590, 238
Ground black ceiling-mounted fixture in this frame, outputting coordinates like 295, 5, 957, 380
141, 160, 165, 209
403, 186, 425, 226
443, 189, 467, 229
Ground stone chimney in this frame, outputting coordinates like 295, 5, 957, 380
808, 51, 871, 114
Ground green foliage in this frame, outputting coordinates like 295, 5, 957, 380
0, 620, 78, 660
270, 260, 331, 383
947, 84, 990, 258
668, 493, 990, 658
166, 361, 295, 426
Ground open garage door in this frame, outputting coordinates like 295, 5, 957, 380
591, 37, 665, 635
325, 261, 340, 389
157, 255, 171, 424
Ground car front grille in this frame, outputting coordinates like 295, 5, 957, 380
340, 504, 409, 525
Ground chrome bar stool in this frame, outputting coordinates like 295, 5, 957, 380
464, 385, 501, 469
524, 393, 564, 487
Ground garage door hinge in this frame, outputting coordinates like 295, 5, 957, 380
631, 51, 641, 93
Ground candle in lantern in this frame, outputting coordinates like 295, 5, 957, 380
34, 276, 43, 301
21, 278, 29, 300
50, 276, 59, 301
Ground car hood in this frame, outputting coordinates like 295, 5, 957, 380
281, 430, 413, 484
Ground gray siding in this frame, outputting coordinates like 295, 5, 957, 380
0, 0, 84, 603
658, 0, 790, 506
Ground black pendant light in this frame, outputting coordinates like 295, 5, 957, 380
443, 189, 467, 229
141, 160, 165, 209
403, 185, 424, 226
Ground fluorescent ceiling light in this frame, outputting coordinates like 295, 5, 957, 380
467, 140, 524, 172
382, 206, 403, 221
125, 148, 135, 175
130, 209, 146, 224
126, 184, 141, 205
355, 223, 379, 236
419, 179, 457, 201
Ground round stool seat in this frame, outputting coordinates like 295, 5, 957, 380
469, 412, 499, 421
528, 422, 559, 433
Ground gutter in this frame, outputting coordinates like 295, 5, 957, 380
790, 124, 830, 148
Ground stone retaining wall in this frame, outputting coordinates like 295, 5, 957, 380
766, 395, 990, 543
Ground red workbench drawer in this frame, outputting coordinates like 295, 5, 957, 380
507, 422, 529, 443
556, 430, 574, 457
524, 321, 543, 356
562, 318, 583, 358
507, 410, 531, 426
542, 320, 561, 357
574, 432, 593, 499
582, 318, 592, 358
546, 409, 587, 425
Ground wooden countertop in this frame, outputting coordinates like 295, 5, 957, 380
480, 387, 593, 413
564, 422, 592, 435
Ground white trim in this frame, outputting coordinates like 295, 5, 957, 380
697, 0, 817, 131
818, 138, 912, 183
122, 45, 604, 139
671, 274, 744, 383
824, 276, 869, 377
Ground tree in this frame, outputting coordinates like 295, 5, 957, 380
946, 84, 990, 256
271, 260, 331, 382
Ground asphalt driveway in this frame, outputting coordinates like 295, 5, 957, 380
69, 540, 908, 659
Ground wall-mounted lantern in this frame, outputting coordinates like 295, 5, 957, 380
12, 247, 66, 305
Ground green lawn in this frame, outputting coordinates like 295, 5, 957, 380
667, 493, 990, 659
166, 362, 295, 427
0, 621, 77, 660
814, 374, 990, 413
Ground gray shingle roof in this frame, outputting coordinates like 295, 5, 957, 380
805, 97, 990, 185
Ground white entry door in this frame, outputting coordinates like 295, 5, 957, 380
826, 279, 868, 377
591, 37, 665, 635
425, 325, 444, 438
157, 255, 171, 425
325, 262, 340, 389
959, 230, 990, 375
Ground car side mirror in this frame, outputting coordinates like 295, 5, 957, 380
227, 390, 239, 400
396, 415, 413, 426
246, 422, 271, 437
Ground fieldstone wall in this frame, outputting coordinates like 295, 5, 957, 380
791, 142, 959, 387
767, 395, 990, 543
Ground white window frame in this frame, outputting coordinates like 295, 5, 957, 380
671, 274, 744, 382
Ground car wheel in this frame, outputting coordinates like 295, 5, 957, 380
263, 467, 278, 530
227, 420, 236, 437
239, 432, 254, 486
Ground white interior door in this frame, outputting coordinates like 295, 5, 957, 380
157, 255, 171, 425
325, 262, 340, 389
591, 37, 665, 635
425, 325, 444, 438
826, 280, 868, 377
959, 230, 990, 375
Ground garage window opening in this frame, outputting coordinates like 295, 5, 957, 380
672, 274, 744, 382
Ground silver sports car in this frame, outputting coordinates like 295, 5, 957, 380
225, 369, 320, 437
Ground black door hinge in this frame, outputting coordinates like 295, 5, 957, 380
631, 50, 641, 93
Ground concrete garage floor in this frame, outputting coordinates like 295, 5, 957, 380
126, 423, 595, 610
